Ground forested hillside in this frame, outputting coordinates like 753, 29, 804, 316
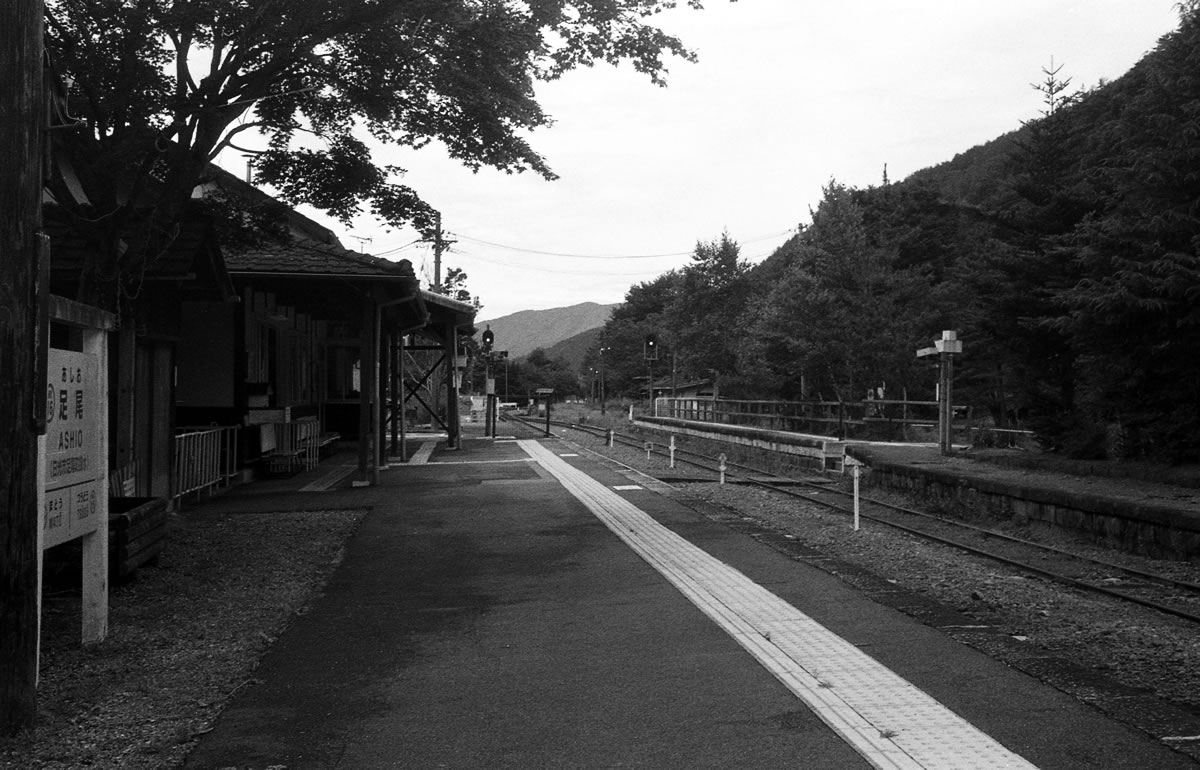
587, 5, 1200, 463
478, 302, 615, 359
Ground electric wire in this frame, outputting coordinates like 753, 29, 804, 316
447, 228, 796, 260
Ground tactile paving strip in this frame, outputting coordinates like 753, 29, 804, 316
521, 440, 1038, 770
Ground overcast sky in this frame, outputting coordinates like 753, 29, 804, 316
247, 1, 1184, 321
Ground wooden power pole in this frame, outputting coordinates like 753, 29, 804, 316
0, 0, 45, 736
427, 212, 455, 293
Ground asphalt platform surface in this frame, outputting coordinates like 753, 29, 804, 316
183, 428, 1196, 769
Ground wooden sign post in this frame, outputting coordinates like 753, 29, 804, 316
917, 330, 962, 455
37, 299, 113, 663
534, 388, 555, 437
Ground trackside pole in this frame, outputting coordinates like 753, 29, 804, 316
669, 436, 676, 469
847, 456, 863, 531
719, 453, 727, 485
853, 464, 861, 531
607, 429, 614, 447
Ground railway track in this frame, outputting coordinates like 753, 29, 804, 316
503, 412, 1200, 626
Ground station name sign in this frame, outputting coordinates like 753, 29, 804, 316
43, 349, 102, 549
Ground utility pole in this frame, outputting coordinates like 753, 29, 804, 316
644, 334, 658, 414
598, 345, 608, 416
1, 0, 46, 735
428, 212, 455, 293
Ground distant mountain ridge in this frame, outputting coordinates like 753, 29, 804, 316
477, 302, 616, 359
543, 327, 603, 373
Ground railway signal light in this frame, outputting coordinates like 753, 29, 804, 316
644, 333, 658, 361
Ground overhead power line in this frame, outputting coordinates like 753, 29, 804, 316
372, 238, 424, 257
452, 234, 689, 259
449, 228, 796, 260
452, 245, 783, 277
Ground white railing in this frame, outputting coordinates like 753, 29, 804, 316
174, 425, 240, 504
654, 397, 973, 441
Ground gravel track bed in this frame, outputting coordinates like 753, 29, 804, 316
574, 434, 1200, 763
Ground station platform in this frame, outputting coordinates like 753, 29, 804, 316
183, 429, 1194, 769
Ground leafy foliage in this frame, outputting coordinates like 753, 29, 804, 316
597, 271, 681, 397
43, 0, 726, 309
668, 232, 751, 391
741, 183, 934, 402
587, 4, 1200, 462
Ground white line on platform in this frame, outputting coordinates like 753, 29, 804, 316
298, 465, 357, 492
520, 439, 1037, 770
388, 458, 537, 467
426, 459, 538, 466
409, 441, 436, 465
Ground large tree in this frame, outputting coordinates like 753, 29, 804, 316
595, 271, 681, 397
668, 231, 751, 392
1050, 8, 1200, 460
43, 0, 724, 309
742, 182, 934, 404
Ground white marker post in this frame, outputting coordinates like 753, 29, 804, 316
669, 435, 676, 469
718, 453, 727, 485
607, 429, 614, 448
645, 441, 653, 461
844, 456, 864, 531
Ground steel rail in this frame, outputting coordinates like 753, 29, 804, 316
506, 414, 1200, 626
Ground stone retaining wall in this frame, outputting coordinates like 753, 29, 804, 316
857, 457, 1200, 563
631, 417, 1200, 562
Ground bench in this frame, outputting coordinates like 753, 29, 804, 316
259, 419, 339, 476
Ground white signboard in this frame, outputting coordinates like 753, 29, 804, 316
43, 349, 102, 549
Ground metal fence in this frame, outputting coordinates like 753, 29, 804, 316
654, 397, 973, 441
173, 425, 240, 504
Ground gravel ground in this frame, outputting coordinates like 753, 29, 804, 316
0, 508, 364, 770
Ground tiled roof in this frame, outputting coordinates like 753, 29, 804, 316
225, 239, 416, 279
421, 288, 477, 313
43, 204, 236, 301
420, 288, 478, 330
